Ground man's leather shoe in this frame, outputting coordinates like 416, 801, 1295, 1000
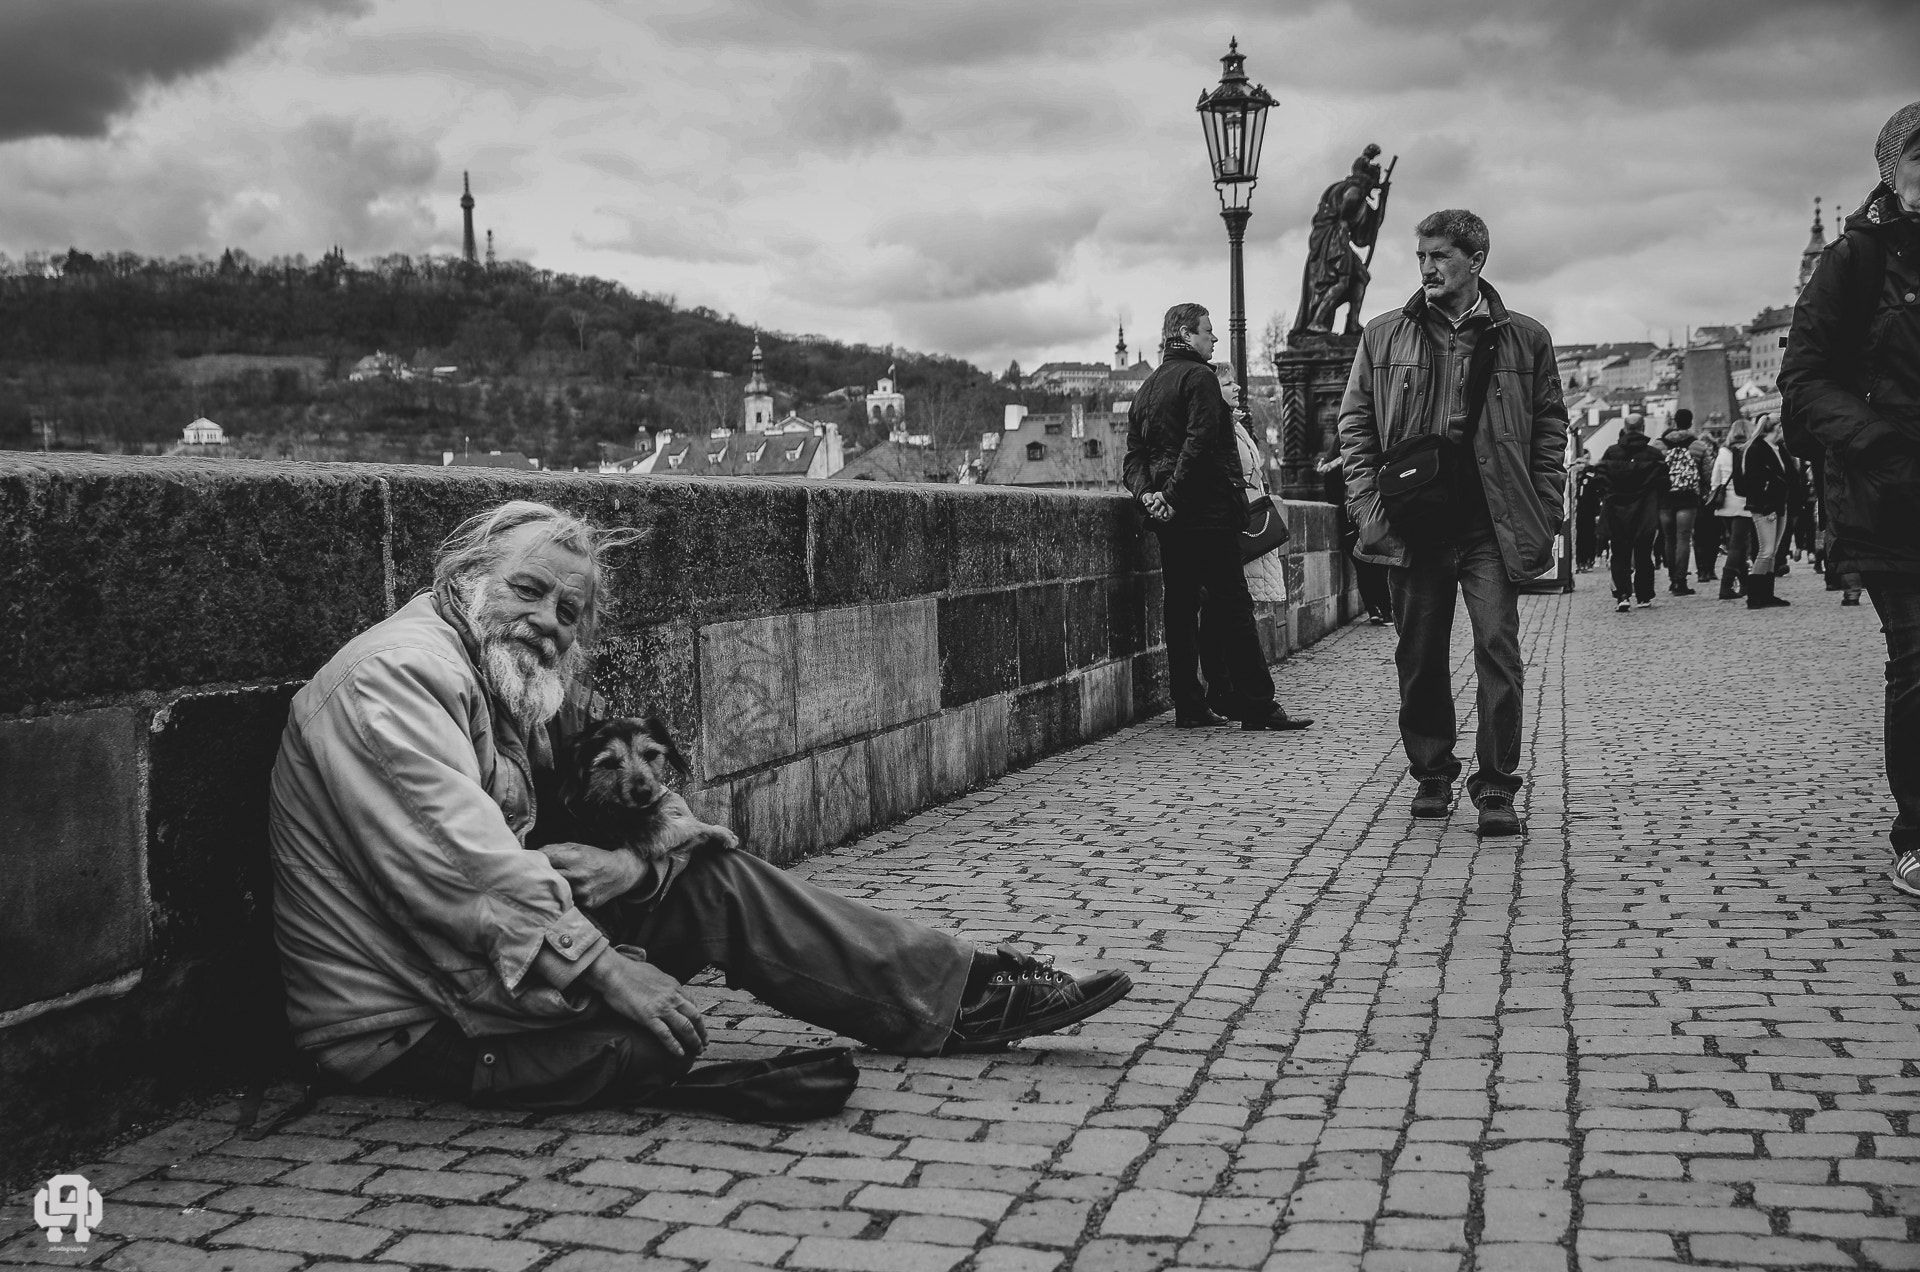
1411, 778, 1452, 818
1476, 791, 1522, 837
1242, 706, 1312, 730
1175, 709, 1230, 728
944, 947, 1133, 1054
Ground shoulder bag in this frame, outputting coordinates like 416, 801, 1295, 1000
1241, 490, 1290, 562
1377, 336, 1497, 540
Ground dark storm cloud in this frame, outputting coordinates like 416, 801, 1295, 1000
0, 0, 365, 144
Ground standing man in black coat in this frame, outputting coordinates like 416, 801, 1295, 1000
1124, 303, 1311, 731
1595, 415, 1666, 611
1781, 100, 1920, 899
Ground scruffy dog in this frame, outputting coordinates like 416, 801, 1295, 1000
556, 716, 738, 860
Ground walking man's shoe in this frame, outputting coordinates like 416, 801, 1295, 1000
1242, 705, 1312, 731
1891, 851, 1920, 899
1411, 778, 1453, 818
1476, 790, 1522, 837
944, 947, 1133, 1054
1175, 708, 1230, 729
1615, 599, 1631, 613
1635, 598, 1654, 609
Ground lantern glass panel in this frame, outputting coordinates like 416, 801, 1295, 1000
1221, 112, 1245, 179
1243, 105, 1268, 181
1200, 110, 1225, 178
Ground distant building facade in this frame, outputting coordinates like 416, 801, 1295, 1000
181, 417, 225, 445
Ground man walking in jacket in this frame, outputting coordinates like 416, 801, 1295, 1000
1337, 210, 1568, 836
1124, 303, 1311, 731
1781, 100, 1920, 899
269, 500, 1132, 1109
1596, 415, 1666, 610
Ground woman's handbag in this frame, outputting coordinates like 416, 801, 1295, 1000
1705, 480, 1730, 513
1241, 493, 1290, 562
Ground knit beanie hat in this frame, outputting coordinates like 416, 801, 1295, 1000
1875, 101, 1920, 188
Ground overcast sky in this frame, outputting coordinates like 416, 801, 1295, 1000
1, 0, 1915, 372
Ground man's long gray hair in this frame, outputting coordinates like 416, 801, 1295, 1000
433, 500, 641, 644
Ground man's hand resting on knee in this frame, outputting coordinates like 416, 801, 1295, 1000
582, 949, 708, 1059
539, 842, 644, 910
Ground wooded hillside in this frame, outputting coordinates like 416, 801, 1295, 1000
0, 248, 1038, 469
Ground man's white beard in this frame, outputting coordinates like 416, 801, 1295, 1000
463, 582, 583, 733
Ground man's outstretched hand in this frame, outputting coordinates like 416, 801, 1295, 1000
539, 842, 644, 910
583, 948, 708, 1059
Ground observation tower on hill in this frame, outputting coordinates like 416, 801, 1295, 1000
460, 172, 477, 266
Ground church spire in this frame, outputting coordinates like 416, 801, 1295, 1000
1115, 321, 1128, 371
460, 172, 477, 266
743, 331, 773, 432
1798, 196, 1825, 296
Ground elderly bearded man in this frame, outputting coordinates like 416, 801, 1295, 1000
269, 501, 1131, 1108
1337, 209, 1568, 838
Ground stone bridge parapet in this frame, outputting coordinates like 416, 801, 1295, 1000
0, 454, 1361, 1175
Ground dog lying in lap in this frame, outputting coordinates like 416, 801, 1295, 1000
554, 716, 739, 861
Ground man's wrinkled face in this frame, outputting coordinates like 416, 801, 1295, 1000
1415, 235, 1485, 314
1895, 130, 1920, 213
464, 524, 595, 727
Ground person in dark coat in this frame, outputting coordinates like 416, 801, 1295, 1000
1572, 457, 1602, 572
1594, 415, 1665, 610
1124, 302, 1310, 731
1740, 414, 1796, 608
1780, 99, 1920, 898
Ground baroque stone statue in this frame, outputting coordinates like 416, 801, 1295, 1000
1292, 143, 1391, 340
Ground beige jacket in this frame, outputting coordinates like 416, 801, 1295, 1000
268, 594, 608, 1075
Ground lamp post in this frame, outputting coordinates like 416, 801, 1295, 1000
1196, 37, 1277, 397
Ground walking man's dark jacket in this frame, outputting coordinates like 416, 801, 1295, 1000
1594, 431, 1665, 542
1337, 281, 1569, 580
1124, 347, 1247, 532
1781, 185, 1920, 575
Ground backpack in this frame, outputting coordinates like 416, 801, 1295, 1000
1665, 446, 1699, 494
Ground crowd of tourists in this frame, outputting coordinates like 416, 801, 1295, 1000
1569, 406, 1862, 611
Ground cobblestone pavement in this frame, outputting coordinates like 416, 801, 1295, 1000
7, 568, 1918, 1271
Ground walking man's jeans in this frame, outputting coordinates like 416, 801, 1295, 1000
368, 845, 973, 1109
1159, 526, 1275, 715
1608, 525, 1657, 602
1388, 520, 1524, 800
1659, 506, 1697, 588
1865, 574, 1920, 862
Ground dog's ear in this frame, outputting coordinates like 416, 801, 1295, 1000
645, 714, 691, 778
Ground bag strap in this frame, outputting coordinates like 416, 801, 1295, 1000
1461, 332, 1499, 441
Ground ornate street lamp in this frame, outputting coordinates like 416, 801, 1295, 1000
1196, 37, 1277, 395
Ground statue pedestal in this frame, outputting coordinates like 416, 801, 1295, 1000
1276, 334, 1361, 501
